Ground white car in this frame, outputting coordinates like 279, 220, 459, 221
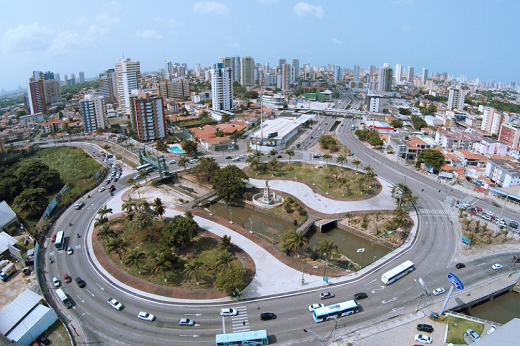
178, 318, 195, 326
320, 292, 335, 300
107, 298, 124, 310
492, 263, 502, 270
415, 334, 432, 344
52, 277, 60, 287
220, 308, 238, 316
487, 325, 497, 335
308, 303, 324, 312
98, 187, 106, 192
67, 247, 74, 255
432, 287, 445, 296
137, 312, 155, 321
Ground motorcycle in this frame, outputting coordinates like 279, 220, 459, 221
77, 233, 80, 238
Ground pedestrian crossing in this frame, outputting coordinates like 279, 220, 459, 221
231, 306, 249, 333
418, 208, 451, 215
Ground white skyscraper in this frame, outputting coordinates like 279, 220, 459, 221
241, 56, 255, 86
334, 66, 343, 83
291, 59, 299, 83
447, 87, 467, 110
165, 60, 173, 78
421, 68, 428, 85
407, 66, 414, 83
80, 93, 107, 133
353, 65, 360, 82
395, 64, 403, 84
377, 63, 393, 92
211, 63, 233, 111
115, 59, 141, 116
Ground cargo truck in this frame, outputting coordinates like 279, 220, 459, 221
0, 260, 12, 272
0, 262, 16, 281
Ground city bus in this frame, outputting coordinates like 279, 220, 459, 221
136, 163, 152, 172
54, 231, 65, 250
55, 288, 72, 308
215, 330, 268, 346
312, 300, 360, 323
381, 260, 415, 285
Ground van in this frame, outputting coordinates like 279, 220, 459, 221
417, 324, 434, 333
169, 160, 176, 164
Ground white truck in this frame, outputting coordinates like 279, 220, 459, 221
0, 260, 12, 272
1, 262, 16, 281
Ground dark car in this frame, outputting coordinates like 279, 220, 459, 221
226, 156, 232, 159
260, 312, 277, 321
509, 220, 519, 229
354, 292, 368, 300
75, 277, 86, 288
456, 263, 466, 269
276, 155, 282, 158
417, 324, 434, 333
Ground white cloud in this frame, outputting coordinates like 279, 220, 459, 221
96, 12, 120, 23
331, 38, 342, 45
400, 24, 411, 31
192, 2, 229, 15
87, 25, 109, 37
292, 2, 324, 19
227, 43, 241, 49
136, 29, 162, 40
155, 16, 182, 27
2, 23, 52, 54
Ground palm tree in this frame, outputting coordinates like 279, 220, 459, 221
153, 197, 165, 219
286, 149, 295, 164
150, 252, 172, 282
269, 149, 278, 156
268, 158, 279, 176
336, 155, 347, 168
352, 158, 362, 170
216, 251, 236, 270
94, 216, 109, 229
96, 223, 114, 242
183, 260, 203, 285
102, 144, 110, 150
364, 164, 377, 178
280, 230, 309, 255
107, 236, 128, 263
97, 205, 113, 219
246, 156, 259, 171
132, 183, 142, 198
317, 239, 338, 261
178, 156, 190, 173
307, 246, 319, 261
124, 248, 146, 274
322, 153, 332, 164
126, 177, 134, 185
218, 235, 233, 251
139, 169, 150, 183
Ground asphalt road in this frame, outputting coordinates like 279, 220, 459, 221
41, 132, 520, 345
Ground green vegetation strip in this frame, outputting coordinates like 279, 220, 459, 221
446, 315, 485, 344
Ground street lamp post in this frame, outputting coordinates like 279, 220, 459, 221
249, 218, 253, 232
303, 328, 324, 346
229, 208, 233, 224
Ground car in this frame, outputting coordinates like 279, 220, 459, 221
456, 263, 466, 269
232, 157, 240, 161
417, 324, 434, 333
137, 312, 155, 321
276, 155, 282, 158
63, 273, 72, 283
108, 184, 115, 191
220, 308, 238, 316
487, 325, 497, 335
50, 234, 56, 242
308, 303, 324, 311
238, 155, 245, 159
67, 247, 73, 255
169, 160, 176, 164
52, 277, 60, 287
466, 328, 480, 342
74, 201, 85, 210
75, 277, 86, 288
105, 179, 111, 184
98, 187, 106, 192
320, 292, 335, 300
509, 220, 519, 229
354, 292, 368, 300
432, 287, 445, 296
247, 153, 254, 157
225, 156, 232, 159
178, 318, 195, 326
107, 298, 124, 310
260, 312, 277, 321
133, 175, 140, 181
481, 214, 492, 221
414, 334, 432, 344
492, 263, 502, 270
189, 159, 198, 164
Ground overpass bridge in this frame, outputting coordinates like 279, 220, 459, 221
138, 148, 170, 178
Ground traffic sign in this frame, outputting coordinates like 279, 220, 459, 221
447, 273, 464, 290
323, 276, 329, 283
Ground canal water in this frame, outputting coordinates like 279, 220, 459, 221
209, 203, 391, 267
465, 291, 520, 324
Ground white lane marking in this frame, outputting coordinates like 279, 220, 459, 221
364, 279, 376, 286
96, 283, 104, 290
477, 263, 486, 266
382, 297, 398, 304
390, 307, 404, 313
85, 289, 95, 297
288, 317, 299, 320
76, 295, 85, 303
222, 317, 226, 334
371, 286, 385, 294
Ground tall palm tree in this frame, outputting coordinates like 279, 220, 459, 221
94, 216, 109, 229
97, 204, 113, 219
96, 223, 114, 242
139, 169, 150, 183
285, 149, 295, 164
124, 248, 146, 274
178, 156, 190, 173
322, 153, 332, 164
352, 158, 362, 170
268, 158, 278, 176
363, 164, 377, 178
317, 239, 338, 261
126, 177, 134, 185
336, 155, 347, 168
216, 251, 236, 270
218, 235, 233, 251
132, 183, 142, 198
183, 260, 203, 285
150, 252, 172, 282
269, 149, 278, 156
153, 197, 165, 219
107, 236, 128, 263
280, 230, 309, 255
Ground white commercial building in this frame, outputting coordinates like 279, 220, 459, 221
115, 58, 141, 116
447, 87, 466, 110
249, 114, 316, 151
80, 93, 107, 133
210, 63, 233, 112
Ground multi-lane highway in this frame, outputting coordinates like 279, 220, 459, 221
40, 129, 519, 345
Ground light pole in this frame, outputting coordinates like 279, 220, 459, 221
249, 218, 253, 232
303, 328, 324, 346
229, 208, 233, 224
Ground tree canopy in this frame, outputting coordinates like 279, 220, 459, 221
162, 213, 199, 248
211, 165, 249, 202
391, 183, 418, 207
318, 135, 338, 152
416, 149, 445, 170
15, 160, 62, 192
13, 188, 48, 218
411, 115, 428, 130
192, 157, 220, 182
181, 140, 198, 156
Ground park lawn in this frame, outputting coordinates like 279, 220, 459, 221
250, 162, 374, 198
446, 315, 485, 344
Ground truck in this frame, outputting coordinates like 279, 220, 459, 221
0, 260, 12, 272
0, 262, 16, 281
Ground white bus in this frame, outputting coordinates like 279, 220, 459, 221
55, 288, 72, 308
381, 260, 415, 285
54, 231, 65, 250
312, 300, 360, 323
136, 163, 152, 172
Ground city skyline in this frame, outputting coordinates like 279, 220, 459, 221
1, 0, 520, 91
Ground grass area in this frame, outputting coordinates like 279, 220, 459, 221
102, 217, 242, 289
446, 315, 485, 344
249, 162, 375, 198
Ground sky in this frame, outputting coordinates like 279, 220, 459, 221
1, 0, 519, 92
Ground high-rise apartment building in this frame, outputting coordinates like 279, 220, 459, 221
211, 63, 233, 111
353, 65, 360, 82
241, 56, 255, 86
80, 93, 107, 133
498, 122, 520, 148
447, 87, 466, 110
395, 64, 402, 84
279, 63, 291, 90
421, 68, 428, 85
159, 79, 190, 99
278, 59, 287, 70
407, 67, 414, 83
291, 59, 299, 83
79, 72, 85, 84
130, 91, 167, 142
115, 58, 141, 116
377, 63, 393, 92
334, 66, 343, 83
99, 69, 117, 103
27, 78, 47, 115
165, 60, 173, 78
481, 107, 504, 135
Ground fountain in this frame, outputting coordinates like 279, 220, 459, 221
253, 181, 284, 208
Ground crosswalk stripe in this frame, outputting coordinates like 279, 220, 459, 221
418, 209, 450, 215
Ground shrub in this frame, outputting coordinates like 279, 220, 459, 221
297, 207, 307, 216
284, 203, 293, 213
286, 196, 294, 204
